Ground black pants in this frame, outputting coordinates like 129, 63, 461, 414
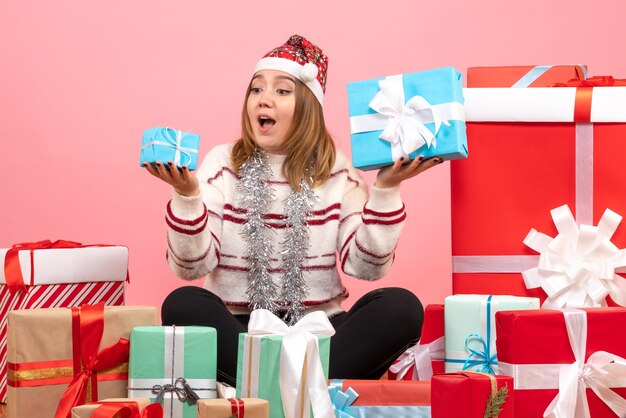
161, 286, 423, 386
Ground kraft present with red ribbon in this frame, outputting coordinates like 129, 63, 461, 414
388, 304, 444, 380
467, 65, 587, 88
197, 398, 269, 418
6, 304, 157, 418
496, 307, 626, 417
0, 241, 128, 403
451, 76, 626, 304
431, 371, 514, 418
71, 398, 162, 418
328, 379, 431, 417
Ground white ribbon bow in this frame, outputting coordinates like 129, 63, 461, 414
522, 204, 626, 308
389, 336, 444, 381
543, 309, 626, 418
248, 309, 335, 418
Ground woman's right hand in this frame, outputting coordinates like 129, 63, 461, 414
144, 161, 200, 197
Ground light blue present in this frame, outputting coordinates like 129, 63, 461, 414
140, 127, 200, 170
347, 67, 467, 171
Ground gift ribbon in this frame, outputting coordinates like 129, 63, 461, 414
328, 381, 359, 418
54, 302, 131, 418
521, 204, 626, 308
454, 78, 626, 307
244, 309, 335, 418
511, 65, 587, 88
445, 295, 499, 374
3, 240, 128, 294
349, 74, 464, 162
228, 398, 245, 418
142, 127, 198, 167
498, 309, 626, 418
127, 326, 216, 418
91, 401, 164, 418
388, 336, 444, 380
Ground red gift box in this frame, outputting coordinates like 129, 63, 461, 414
451, 77, 626, 305
431, 372, 514, 418
467, 65, 587, 88
0, 241, 127, 403
496, 307, 626, 417
388, 304, 444, 380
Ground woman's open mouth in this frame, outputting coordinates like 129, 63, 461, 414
258, 115, 276, 133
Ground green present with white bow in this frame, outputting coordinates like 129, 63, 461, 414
347, 66, 467, 171
444, 294, 539, 374
128, 326, 217, 418
236, 309, 334, 418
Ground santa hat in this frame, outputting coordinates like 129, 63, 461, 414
254, 34, 328, 106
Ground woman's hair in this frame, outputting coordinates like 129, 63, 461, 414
231, 77, 336, 191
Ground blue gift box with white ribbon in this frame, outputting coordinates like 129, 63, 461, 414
140, 127, 200, 170
347, 66, 467, 171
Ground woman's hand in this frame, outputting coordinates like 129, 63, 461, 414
375, 155, 443, 189
144, 161, 200, 197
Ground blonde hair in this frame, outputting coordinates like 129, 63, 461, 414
231, 78, 336, 191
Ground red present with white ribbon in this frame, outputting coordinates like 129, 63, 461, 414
467, 64, 587, 88
0, 240, 128, 402
452, 77, 626, 303
388, 304, 444, 380
496, 307, 626, 417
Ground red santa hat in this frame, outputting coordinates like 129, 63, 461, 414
254, 34, 328, 106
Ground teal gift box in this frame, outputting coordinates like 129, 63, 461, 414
236, 333, 331, 418
140, 127, 200, 170
444, 294, 539, 374
128, 326, 217, 418
347, 66, 467, 171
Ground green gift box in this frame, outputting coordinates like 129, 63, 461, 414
444, 294, 539, 374
236, 333, 331, 418
128, 326, 217, 418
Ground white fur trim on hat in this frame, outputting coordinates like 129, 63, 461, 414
254, 57, 324, 106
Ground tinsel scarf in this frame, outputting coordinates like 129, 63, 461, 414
237, 150, 317, 324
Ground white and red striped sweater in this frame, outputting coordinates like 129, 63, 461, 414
165, 143, 406, 317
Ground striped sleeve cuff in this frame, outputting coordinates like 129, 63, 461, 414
166, 192, 208, 235
362, 185, 405, 225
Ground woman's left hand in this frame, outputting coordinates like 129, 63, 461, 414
375, 155, 443, 188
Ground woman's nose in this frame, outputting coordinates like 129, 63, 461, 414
258, 90, 272, 107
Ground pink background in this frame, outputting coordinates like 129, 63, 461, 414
2, 0, 625, 315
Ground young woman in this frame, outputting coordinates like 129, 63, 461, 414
144, 34, 442, 386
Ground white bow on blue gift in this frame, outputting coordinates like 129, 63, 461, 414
350, 75, 464, 162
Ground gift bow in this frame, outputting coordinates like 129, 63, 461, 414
543, 309, 626, 418
553, 76, 626, 87
328, 382, 359, 418
389, 336, 444, 380
152, 377, 200, 405
463, 333, 497, 375
91, 401, 164, 418
142, 127, 198, 166
248, 309, 335, 418
522, 204, 626, 308
4, 239, 82, 293
367, 75, 450, 161
54, 302, 131, 418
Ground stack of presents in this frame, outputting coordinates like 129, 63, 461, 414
3, 63, 626, 418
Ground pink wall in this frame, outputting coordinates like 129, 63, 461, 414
2, 0, 626, 314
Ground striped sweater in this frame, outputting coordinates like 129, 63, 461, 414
165, 143, 406, 316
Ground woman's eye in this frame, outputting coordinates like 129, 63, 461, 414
277, 89, 292, 95
250, 87, 263, 94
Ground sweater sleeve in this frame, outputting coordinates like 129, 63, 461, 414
336, 161, 406, 281
164, 145, 227, 280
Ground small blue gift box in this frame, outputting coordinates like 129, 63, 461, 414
140, 127, 200, 170
347, 66, 468, 171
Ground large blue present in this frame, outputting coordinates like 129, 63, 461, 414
140, 127, 200, 170
347, 67, 467, 171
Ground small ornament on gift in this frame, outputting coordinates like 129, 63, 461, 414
140, 127, 200, 170
347, 66, 467, 171
128, 325, 217, 418
522, 204, 626, 308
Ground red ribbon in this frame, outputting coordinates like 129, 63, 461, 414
229, 398, 245, 418
553, 76, 626, 123
54, 302, 131, 418
91, 401, 164, 418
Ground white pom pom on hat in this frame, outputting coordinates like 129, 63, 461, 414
300, 62, 318, 83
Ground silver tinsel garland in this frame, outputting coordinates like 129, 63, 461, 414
238, 150, 317, 323
238, 150, 280, 313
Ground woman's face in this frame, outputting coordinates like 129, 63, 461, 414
246, 70, 296, 154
